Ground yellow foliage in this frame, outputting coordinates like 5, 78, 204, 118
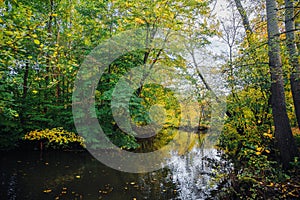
134, 17, 145, 24
256, 147, 263, 152
23, 127, 85, 147
33, 39, 40, 45
291, 127, 300, 136
263, 133, 273, 139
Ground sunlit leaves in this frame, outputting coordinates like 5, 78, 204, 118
23, 127, 85, 149
33, 39, 40, 45
0, 0, 215, 151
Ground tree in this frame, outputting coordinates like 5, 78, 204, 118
284, 0, 300, 129
233, 0, 252, 34
266, 0, 298, 169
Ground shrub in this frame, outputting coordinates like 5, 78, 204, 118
23, 127, 85, 149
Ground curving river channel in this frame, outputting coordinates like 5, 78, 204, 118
0, 133, 225, 200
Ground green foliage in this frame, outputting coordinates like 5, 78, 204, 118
0, 75, 22, 149
0, 0, 213, 150
217, 123, 300, 199
295, 134, 300, 147
216, 10, 300, 199
0, 0, 299, 199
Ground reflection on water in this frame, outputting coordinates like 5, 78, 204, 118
7, 172, 17, 200
0, 133, 222, 200
167, 148, 219, 200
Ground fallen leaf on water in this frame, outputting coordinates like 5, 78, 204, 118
43, 189, 52, 193
267, 182, 274, 187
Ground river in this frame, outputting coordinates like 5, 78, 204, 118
0, 134, 223, 200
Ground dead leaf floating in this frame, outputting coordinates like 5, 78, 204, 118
43, 189, 52, 193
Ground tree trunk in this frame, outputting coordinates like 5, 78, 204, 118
233, 0, 252, 34
55, 21, 61, 102
266, 0, 298, 169
296, 20, 300, 51
22, 62, 29, 99
20, 62, 29, 125
44, 0, 54, 113
284, 0, 300, 129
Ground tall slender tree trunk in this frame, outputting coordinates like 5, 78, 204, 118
266, 0, 298, 169
44, 0, 54, 113
233, 0, 273, 132
22, 62, 29, 100
55, 19, 61, 101
284, 0, 300, 129
233, 0, 252, 34
20, 62, 29, 125
296, 20, 300, 51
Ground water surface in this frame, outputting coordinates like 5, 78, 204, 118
1, 135, 220, 200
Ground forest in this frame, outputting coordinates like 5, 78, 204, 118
0, 0, 300, 199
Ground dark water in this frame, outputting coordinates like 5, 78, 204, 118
0, 139, 220, 200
